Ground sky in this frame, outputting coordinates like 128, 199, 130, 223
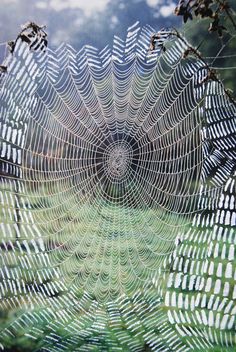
34, 0, 175, 16
0, 0, 179, 56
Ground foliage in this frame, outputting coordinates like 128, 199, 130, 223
175, 0, 236, 36
174, 1, 236, 95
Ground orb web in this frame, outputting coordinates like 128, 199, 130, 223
0, 23, 235, 351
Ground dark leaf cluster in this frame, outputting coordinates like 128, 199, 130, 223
149, 30, 173, 52
8, 22, 47, 54
175, 0, 232, 37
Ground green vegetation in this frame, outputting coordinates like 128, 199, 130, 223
1, 177, 236, 351
180, 0, 236, 95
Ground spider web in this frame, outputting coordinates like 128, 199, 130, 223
0, 23, 235, 351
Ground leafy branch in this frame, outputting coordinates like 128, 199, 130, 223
175, 1, 236, 37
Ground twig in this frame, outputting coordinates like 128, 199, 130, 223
150, 28, 236, 104
216, 0, 236, 31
